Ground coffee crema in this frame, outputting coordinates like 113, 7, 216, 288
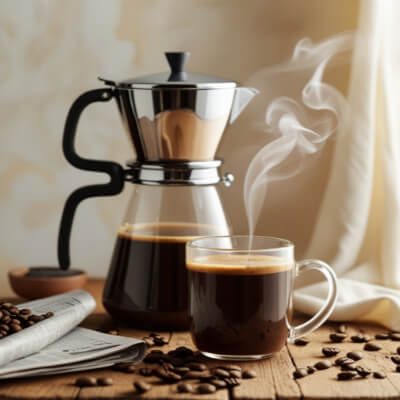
188, 254, 294, 357
102, 222, 228, 330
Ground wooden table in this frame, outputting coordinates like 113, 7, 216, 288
1, 280, 400, 399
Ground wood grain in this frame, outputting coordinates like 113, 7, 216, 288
2, 280, 400, 399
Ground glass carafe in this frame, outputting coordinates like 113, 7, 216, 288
103, 183, 231, 330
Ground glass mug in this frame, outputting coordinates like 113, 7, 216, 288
186, 236, 338, 360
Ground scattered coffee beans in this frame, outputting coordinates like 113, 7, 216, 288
314, 361, 332, 370
294, 337, 310, 346
364, 342, 382, 351
134, 380, 152, 393
293, 368, 308, 379
74, 377, 97, 387
347, 351, 363, 361
373, 371, 386, 379
330, 333, 347, 343
97, 377, 113, 386
177, 382, 193, 393
337, 371, 357, 380
322, 347, 340, 357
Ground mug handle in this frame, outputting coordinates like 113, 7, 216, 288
287, 259, 338, 343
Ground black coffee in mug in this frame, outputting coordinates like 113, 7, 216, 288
187, 254, 294, 356
186, 235, 338, 361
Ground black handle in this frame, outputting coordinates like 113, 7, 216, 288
58, 88, 125, 270
166, 52, 190, 82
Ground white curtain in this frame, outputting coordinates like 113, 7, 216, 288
295, 0, 400, 329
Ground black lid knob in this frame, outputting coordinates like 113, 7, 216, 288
165, 52, 190, 82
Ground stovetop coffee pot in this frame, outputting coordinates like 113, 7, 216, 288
58, 52, 258, 329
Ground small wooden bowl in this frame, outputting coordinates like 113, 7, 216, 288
8, 267, 87, 300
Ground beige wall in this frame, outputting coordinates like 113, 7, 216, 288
0, 0, 359, 295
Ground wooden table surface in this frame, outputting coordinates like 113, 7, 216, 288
1, 280, 400, 399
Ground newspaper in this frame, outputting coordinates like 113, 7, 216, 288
0, 290, 146, 379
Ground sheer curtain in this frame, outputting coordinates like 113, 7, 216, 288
296, 0, 400, 329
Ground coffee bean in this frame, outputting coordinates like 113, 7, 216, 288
155, 367, 182, 383
2, 310, 10, 317
2, 316, 11, 324
134, 381, 151, 393
177, 382, 193, 393
139, 367, 153, 376
337, 371, 357, 381
391, 355, 400, 364
341, 364, 357, 371
294, 337, 310, 346
9, 307, 19, 315
293, 368, 308, 379
307, 366, 316, 374
390, 332, 400, 341
350, 334, 369, 343
347, 351, 363, 361
396, 365, 400, 373
375, 333, 390, 340
242, 369, 257, 379
337, 324, 347, 333
183, 371, 213, 380
330, 333, 347, 342
2, 303, 13, 309
10, 323, 22, 333
210, 379, 227, 388
364, 342, 382, 351
172, 367, 190, 374
97, 377, 113, 386
20, 309, 31, 316
335, 357, 350, 366
230, 370, 242, 379
29, 315, 44, 322
11, 319, 20, 325
314, 360, 332, 370
0, 330, 7, 336
213, 368, 230, 378
322, 347, 341, 357
161, 362, 174, 370
0, 311, 3, 320
355, 366, 371, 378
373, 371, 386, 379
25, 321, 35, 327
225, 364, 242, 372
187, 362, 207, 371
0, 324, 9, 332
107, 329, 118, 335
225, 377, 240, 387
75, 377, 97, 387
197, 383, 216, 394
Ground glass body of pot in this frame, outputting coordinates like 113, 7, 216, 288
102, 182, 231, 330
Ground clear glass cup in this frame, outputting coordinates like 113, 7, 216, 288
186, 235, 338, 360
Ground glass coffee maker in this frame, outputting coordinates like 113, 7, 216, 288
57, 52, 258, 329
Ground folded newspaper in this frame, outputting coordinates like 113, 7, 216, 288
0, 290, 146, 379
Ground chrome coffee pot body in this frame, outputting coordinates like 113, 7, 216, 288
58, 52, 257, 329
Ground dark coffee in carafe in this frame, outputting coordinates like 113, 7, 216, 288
103, 222, 225, 330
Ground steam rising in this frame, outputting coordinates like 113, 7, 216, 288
244, 34, 354, 235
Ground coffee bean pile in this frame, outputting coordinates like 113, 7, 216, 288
141, 332, 170, 347
292, 325, 400, 381
0, 301, 53, 338
111, 342, 256, 395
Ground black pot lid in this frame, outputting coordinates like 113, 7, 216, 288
99, 52, 236, 90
